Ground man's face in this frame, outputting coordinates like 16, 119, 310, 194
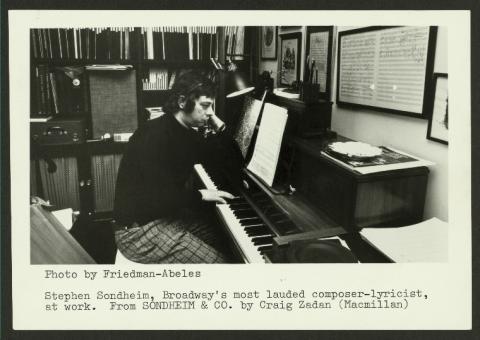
183, 95, 215, 128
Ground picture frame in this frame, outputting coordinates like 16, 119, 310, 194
305, 26, 333, 100
279, 32, 302, 86
336, 26, 437, 119
261, 26, 277, 60
427, 73, 448, 145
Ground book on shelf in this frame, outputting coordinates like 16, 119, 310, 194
139, 26, 218, 61
142, 68, 169, 90
225, 26, 245, 60
85, 64, 133, 71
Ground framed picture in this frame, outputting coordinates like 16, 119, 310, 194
261, 26, 277, 60
336, 26, 437, 119
305, 26, 333, 100
427, 73, 448, 145
279, 32, 301, 86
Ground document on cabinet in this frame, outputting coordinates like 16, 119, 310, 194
247, 103, 288, 187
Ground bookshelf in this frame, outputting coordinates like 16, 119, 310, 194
29, 26, 255, 220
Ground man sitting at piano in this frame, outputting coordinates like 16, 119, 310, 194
113, 71, 235, 264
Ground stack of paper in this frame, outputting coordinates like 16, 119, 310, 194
361, 217, 448, 262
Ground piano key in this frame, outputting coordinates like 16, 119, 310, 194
233, 210, 258, 219
252, 235, 274, 246
240, 218, 264, 226
216, 204, 265, 263
244, 225, 272, 237
257, 245, 272, 253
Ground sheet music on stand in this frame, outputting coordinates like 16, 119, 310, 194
246, 103, 288, 187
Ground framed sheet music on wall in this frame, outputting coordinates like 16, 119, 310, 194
306, 26, 333, 100
336, 26, 437, 118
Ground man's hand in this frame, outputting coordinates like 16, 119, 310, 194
199, 189, 235, 204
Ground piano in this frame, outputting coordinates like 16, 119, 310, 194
193, 95, 425, 263
195, 163, 292, 263
194, 163, 366, 263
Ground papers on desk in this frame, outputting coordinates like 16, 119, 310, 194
361, 217, 448, 262
51, 208, 74, 231
247, 103, 288, 187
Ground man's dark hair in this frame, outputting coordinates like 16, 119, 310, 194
163, 71, 216, 115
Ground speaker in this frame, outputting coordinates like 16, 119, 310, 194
89, 70, 138, 139
91, 154, 123, 213
38, 157, 80, 210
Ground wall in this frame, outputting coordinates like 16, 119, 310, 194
331, 26, 448, 221
259, 26, 448, 221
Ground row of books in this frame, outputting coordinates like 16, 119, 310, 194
141, 68, 171, 91
225, 26, 245, 60
140, 26, 220, 61
31, 65, 86, 117
31, 26, 247, 62
31, 28, 137, 61
140, 67, 217, 92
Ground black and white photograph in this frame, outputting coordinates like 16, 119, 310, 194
28, 24, 448, 266
6, 8, 473, 333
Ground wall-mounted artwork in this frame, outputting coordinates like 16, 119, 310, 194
305, 26, 333, 100
427, 73, 448, 145
337, 26, 438, 119
279, 32, 301, 86
261, 26, 277, 60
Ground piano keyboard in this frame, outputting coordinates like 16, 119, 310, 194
194, 164, 270, 263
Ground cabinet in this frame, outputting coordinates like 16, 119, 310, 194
29, 26, 255, 219
291, 136, 429, 231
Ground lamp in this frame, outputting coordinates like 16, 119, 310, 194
211, 58, 255, 98
225, 70, 255, 98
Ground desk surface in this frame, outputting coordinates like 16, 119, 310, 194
292, 135, 432, 177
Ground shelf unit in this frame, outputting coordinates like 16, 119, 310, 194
30, 26, 256, 220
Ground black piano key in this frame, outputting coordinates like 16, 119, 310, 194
258, 245, 272, 254
228, 202, 249, 208
244, 225, 272, 237
233, 210, 258, 219
252, 235, 273, 246
227, 197, 247, 205
240, 218, 264, 226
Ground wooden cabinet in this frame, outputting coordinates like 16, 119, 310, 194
290, 137, 429, 231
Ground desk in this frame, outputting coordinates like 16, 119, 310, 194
290, 136, 430, 231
